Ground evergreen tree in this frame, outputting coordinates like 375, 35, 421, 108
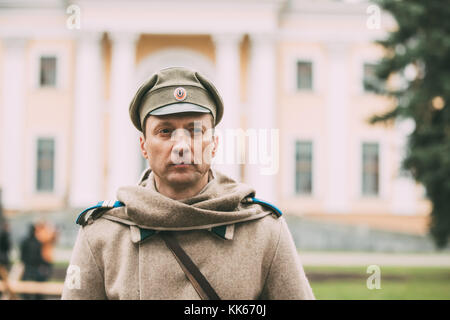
367, 0, 450, 248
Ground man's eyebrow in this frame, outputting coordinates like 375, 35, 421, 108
152, 120, 208, 130
153, 121, 175, 128
186, 121, 206, 127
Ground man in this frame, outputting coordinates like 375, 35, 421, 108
34, 222, 58, 284
20, 223, 45, 300
0, 220, 17, 299
62, 67, 314, 300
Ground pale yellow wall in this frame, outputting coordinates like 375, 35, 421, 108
23, 38, 75, 211
136, 34, 215, 65
277, 39, 431, 217
277, 41, 329, 214
134, 33, 249, 105
281, 14, 371, 33
347, 43, 430, 216
347, 43, 393, 215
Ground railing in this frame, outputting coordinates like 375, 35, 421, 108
0, 263, 63, 300
0, 280, 63, 297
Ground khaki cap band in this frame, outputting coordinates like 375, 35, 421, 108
149, 103, 211, 116
139, 86, 217, 130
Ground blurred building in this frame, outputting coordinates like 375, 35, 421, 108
0, 0, 431, 234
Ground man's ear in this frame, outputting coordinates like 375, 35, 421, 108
139, 135, 149, 159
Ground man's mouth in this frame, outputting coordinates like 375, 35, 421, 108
171, 163, 192, 168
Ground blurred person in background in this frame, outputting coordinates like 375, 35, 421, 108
0, 221, 11, 269
0, 221, 16, 299
34, 221, 58, 283
20, 222, 58, 299
20, 223, 45, 299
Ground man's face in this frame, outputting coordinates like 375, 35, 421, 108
140, 112, 218, 189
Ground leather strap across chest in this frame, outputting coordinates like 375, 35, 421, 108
159, 231, 221, 300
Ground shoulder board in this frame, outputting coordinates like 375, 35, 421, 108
76, 200, 125, 226
247, 197, 283, 218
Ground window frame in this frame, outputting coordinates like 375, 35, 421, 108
294, 140, 314, 196
361, 141, 380, 197
296, 60, 314, 91
30, 133, 65, 196
362, 62, 378, 94
38, 55, 58, 88
284, 49, 324, 94
30, 45, 68, 90
35, 137, 56, 193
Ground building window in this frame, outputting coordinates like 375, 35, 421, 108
39, 56, 57, 87
296, 61, 313, 91
295, 141, 313, 195
36, 138, 55, 192
363, 63, 377, 93
362, 142, 379, 196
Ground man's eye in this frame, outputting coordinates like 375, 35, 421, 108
159, 128, 172, 135
191, 127, 203, 134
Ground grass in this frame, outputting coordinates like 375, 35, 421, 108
26, 262, 450, 300
303, 266, 450, 300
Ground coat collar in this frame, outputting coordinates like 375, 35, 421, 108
129, 224, 235, 243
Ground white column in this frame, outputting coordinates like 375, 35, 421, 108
246, 34, 278, 203
391, 118, 417, 215
69, 32, 104, 208
107, 32, 140, 199
0, 38, 26, 210
212, 34, 242, 182
324, 43, 350, 213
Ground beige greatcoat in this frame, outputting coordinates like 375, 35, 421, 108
61, 169, 315, 300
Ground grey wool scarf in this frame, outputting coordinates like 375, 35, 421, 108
102, 168, 273, 231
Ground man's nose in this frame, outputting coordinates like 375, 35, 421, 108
171, 130, 191, 162
173, 140, 190, 156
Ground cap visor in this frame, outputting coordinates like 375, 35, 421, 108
149, 103, 211, 116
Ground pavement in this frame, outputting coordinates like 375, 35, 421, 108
53, 248, 450, 267
298, 251, 450, 267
